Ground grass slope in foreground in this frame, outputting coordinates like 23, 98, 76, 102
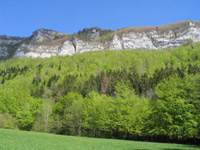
0, 129, 200, 150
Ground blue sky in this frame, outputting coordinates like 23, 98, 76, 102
0, 0, 199, 37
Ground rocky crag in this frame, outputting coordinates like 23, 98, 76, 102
0, 21, 200, 59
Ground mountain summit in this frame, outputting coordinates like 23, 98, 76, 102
0, 21, 200, 59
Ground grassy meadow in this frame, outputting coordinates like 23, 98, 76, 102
0, 129, 200, 150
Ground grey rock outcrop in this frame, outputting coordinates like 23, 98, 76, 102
109, 21, 200, 50
0, 35, 24, 58
1, 21, 200, 59
30, 29, 64, 42
58, 41, 75, 56
73, 38, 105, 53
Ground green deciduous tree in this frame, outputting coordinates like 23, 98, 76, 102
146, 75, 198, 140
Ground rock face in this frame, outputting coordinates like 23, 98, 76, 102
1, 21, 200, 59
0, 35, 24, 58
73, 38, 105, 53
31, 29, 64, 42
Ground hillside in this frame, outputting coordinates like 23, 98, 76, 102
0, 129, 200, 150
0, 43, 200, 144
0, 20, 200, 59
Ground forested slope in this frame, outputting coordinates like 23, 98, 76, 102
0, 43, 200, 144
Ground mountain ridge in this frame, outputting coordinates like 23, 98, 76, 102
0, 20, 200, 59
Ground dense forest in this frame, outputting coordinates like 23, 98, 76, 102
0, 43, 200, 144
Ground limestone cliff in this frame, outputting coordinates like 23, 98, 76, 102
0, 21, 200, 59
0, 35, 25, 59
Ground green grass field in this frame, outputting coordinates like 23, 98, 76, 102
0, 129, 199, 150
